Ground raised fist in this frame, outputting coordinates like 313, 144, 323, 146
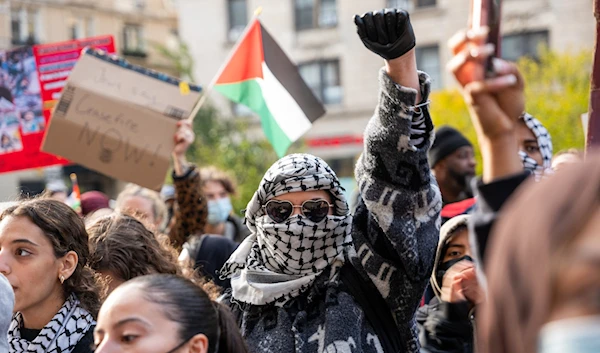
354, 9, 416, 60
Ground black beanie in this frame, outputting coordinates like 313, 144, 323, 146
428, 126, 472, 168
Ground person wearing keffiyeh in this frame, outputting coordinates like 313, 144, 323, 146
219, 9, 441, 353
517, 113, 553, 178
0, 199, 99, 353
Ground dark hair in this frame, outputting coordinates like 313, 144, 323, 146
478, 152, 600, 353
124, 274, 249, 353
200, 166, 237, 195
0, 199, 100, 317
87, 214, 181, 283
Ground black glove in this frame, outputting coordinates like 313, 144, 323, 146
354, 9, 416, 60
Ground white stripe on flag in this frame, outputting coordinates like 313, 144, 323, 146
257, 63, 312, 142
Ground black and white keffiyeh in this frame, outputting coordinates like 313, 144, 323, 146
519, 113, 553, 178
9, 294, 95, 353
220, 154, 352, 306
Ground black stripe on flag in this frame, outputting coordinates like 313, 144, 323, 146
260, 24, 326, 123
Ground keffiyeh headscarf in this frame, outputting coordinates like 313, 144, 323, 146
220, 154, 352, 306
9, 294, 95, 353
519, 113, 553, 178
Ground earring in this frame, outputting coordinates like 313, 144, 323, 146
59, 275, 65, 284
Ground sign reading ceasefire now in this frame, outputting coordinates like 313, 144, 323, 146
42, 48, 202, 190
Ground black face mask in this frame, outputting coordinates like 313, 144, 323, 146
435, 255, 474, 289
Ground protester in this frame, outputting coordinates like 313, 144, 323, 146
517, 112, 553, 177
93, 274, 249, 353
417, 215, 482, 353
449, 24, 600, 353
429, 126, 476, 205
200, 166, 249, 242
218, 9, 441, 352
551, 148, 583, 172
0, 274, 15, 352
115, 121, 207, 251
81, 190, 110, 217
88, 213, 183, 295
0, 199, 99, 352
115, 184, 167, 230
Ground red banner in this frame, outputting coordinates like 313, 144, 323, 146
0, 35, 115, 173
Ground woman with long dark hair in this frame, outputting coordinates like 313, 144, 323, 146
94, 274, 248, 353
0, 199, 100, 353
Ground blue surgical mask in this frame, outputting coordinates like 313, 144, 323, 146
207, 197, 233, 225
538, 316, 600, 353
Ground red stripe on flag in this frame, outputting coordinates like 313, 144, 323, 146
216, 19, 264, 85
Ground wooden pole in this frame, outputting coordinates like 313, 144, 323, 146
587, 0, 600, 151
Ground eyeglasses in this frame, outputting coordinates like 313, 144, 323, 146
263, 199, 334, 223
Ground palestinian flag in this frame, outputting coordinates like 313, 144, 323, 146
214, 19, 326, 157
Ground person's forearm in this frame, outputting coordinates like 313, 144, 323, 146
479, 134, 522, 183
385, 49, 422, 103
173, 153, 189, 177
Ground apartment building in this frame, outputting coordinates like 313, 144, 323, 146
0, 0, 180, 199
178, 0, 595, 180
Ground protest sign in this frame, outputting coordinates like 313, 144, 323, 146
42, 48, 202, 190
0, 36, 116, 174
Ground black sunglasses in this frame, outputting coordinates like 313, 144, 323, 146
263, 199, 334, 223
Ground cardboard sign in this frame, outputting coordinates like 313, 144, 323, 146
0, 36, 116, 174
42, 48, 202, 190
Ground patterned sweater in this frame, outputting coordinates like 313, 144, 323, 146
224, 69, 441, 353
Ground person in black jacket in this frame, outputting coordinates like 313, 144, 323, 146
417, 215, 482, 353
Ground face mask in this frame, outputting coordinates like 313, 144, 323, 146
538, 316, 600, 353
207, 197, 233, 225
435, 255, 474, 290
255, 213, 350, 275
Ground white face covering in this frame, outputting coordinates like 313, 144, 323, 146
538, 316, 600, 353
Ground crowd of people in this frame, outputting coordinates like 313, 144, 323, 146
0, 7, 597, 353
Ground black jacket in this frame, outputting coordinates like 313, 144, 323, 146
184, 234, 238, 289
417, 298, 474, 353
469, 172, 530, 269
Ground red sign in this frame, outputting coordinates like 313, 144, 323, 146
0, 36, 115, 174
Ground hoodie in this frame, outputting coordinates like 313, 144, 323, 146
417, 215, 474, 353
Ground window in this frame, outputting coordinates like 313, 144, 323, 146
69, 19, 83, 40
11, 8, 40, 45
502, 31, 549, 62
415, 0, 436, 7
122, 24, 145, 56
298, 60, 342, 105
387, 0, 411, 10
416, 45, 441, 89
294, 0, 337, 31
227, 0, 247, 42
387, 0, 435, 9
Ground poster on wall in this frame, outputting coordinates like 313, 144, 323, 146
0, 35, 115, 174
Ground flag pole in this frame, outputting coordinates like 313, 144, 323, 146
587, 0, 600, 153
187, 7, 264, 121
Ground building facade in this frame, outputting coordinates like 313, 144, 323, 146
0, 0, 179, 200
177, 0, 595, 181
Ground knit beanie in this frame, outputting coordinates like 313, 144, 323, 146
429, 126, 472, 168
81, 191, 110, 217
0, 274, 14, 352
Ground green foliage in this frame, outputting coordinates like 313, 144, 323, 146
429, 48, 592, 175
188, 105, 279, 214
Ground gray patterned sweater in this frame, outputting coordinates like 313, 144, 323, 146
224, 69, 441, 353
